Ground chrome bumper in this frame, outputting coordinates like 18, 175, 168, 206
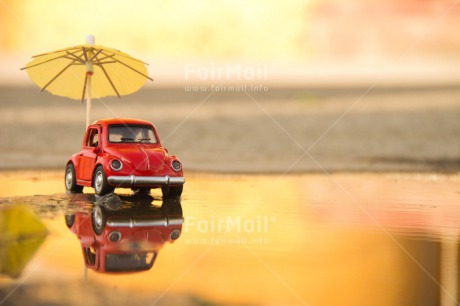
107, 175, 185, 186
107, 217, 184, 228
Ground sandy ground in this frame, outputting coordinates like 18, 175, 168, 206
1, 85, 459, 173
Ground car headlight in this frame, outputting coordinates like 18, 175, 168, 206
170, 229, 181, 240
171, 160, 182, 172
110, 159, 123, 171
109, 231, 122, 242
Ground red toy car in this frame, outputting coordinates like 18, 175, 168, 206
65, 118, 184, 196
65, 198, 183, 273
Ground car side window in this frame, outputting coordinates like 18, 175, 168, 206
86, 128, 99, 147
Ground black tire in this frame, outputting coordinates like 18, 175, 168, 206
92, 205, 106, 235
93, 166, 114, 196
65, 163, 83, 193
162, 185, 183, 198
65, 214, 75, 228
161, 198, 183, 215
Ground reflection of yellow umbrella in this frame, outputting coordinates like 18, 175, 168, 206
21, 35, 153, 127
0, 205, 47, 278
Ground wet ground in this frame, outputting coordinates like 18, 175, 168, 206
1, 171, 460, 306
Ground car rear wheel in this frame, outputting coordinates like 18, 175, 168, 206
162, 185, 183, 198
93, 166, 114, 196
65, 214, 75, 228
65, 163, 83, 193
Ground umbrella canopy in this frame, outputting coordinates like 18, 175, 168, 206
21, 35, 153, 127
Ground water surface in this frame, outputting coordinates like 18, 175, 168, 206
0, 172, 459, 306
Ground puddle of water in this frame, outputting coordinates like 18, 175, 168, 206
0, 172, 460, 306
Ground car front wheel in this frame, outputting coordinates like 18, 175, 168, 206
162, 185, 183, 198
93, 166, 114, 196
92, 205, 106, 235
65, 163, 83, 193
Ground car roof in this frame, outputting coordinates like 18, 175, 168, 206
92, 118, 153, 126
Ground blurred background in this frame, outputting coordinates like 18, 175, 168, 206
2, 3, 460, 305
1, 0, 460, 173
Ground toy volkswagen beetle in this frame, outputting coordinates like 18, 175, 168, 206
65, 198, 183, 274
65, 118, 184, 197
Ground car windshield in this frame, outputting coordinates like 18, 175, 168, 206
105, 252, 156, 272
108, 124, 157, 144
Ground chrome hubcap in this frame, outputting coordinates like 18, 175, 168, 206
95, 171, 103, 192
65, 169, 73, 189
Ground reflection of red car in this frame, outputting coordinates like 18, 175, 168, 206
65, 118, 184, 196
65, 199, 183, 273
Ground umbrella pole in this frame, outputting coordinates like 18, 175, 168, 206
83, 266, 87, 284
86, 75, 91, 129
85, 35, 95, 129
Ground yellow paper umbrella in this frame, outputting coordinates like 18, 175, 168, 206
21, 35, 153, 127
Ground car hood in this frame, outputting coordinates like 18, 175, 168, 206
105, 146, 167, 171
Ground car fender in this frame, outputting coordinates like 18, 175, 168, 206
167, 155, 184, 175
90, 153, 126, 183
67, 153, 81, 169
